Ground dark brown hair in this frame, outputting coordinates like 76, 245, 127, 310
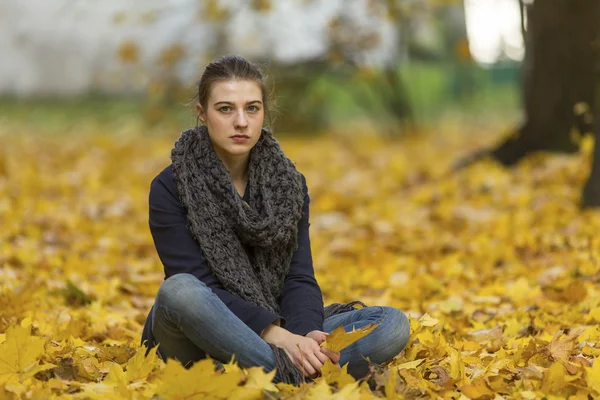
194, 55, 275, 127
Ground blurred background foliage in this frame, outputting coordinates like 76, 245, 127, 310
0, 0, 524, 137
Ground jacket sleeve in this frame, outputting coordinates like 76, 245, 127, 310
148, 166, 284, 336
278, 174, 325, 336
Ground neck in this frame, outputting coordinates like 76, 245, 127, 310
214, 147, 249, 182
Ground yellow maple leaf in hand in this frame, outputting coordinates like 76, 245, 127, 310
0, 325, 55, 385
320, 323, 379, 353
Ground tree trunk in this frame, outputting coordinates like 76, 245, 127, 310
582, 112, 600, 207
582, 69, 600, 207
491, 0, 600, 166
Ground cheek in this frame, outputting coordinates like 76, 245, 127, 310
253, 111, 265, 127
207, 112, 228, 128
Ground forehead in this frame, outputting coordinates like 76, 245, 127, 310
209, 79, 262, 103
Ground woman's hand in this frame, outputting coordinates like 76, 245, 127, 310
305, 330, 341, 365
282, 333, 329, 377
261, 325, 328, 377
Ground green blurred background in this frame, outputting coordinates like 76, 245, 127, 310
0, 0, 524, 137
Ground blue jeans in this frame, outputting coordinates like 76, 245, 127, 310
150, 273, 410, 383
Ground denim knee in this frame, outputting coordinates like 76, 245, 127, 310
367, 306, 410, 364
156, 273, 213, 317
381, 307, 411, 360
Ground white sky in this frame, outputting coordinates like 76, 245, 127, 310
464, 0, 525, 64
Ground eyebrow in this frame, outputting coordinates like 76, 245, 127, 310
213, 100, 262, 106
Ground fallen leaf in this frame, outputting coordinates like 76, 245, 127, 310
460, 377, 495, 399
396, 359, 425, 371
0, 325, 55, 385
547, 327, 585, 362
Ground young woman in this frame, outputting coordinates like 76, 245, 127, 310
140, 55, 411, 385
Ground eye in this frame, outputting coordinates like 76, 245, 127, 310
248, 105, 260, 112
219, 106, 231, 113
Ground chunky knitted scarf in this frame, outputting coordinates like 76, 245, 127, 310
170, 125, 366, 385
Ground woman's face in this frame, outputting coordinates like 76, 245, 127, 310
196, 79, 264, 159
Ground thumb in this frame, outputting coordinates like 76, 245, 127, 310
319, 332, 331, 343
312, 332, 327, 344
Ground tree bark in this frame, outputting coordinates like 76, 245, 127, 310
582, 112, 600, 207
582, 63, 600, 207
490, 0, 600, 166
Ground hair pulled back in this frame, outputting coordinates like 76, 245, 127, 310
195, 55, 274, 127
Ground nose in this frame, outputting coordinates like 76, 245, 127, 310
234, 110, 248, 129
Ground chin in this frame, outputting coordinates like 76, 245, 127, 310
226, 146, 252, 156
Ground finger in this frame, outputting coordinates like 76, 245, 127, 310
290, 353, 304, 371
306, 351, 324, 372
309, 332, 326, 344
321, 348, 341, 364
302, 359, 317, 377
315, 334, 326, 344
317, 331, 330, 338
314, 347, 329, 364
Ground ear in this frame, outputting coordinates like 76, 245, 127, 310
195, 103, 206, 124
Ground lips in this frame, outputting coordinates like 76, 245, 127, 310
231, 135, 250, 138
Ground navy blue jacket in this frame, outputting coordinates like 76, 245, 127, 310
140, 165, 325, 351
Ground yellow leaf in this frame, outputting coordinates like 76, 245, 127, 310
547, 327, 585, 362
275, 381, 299, 396
460, 377, 494, 399
588, 307, 600, 323
448, 347, 465, 381
156, 358, 242, 399
396, 358, 425, 371
418, 313, 439, 327
21, 362, 56, 381
244, 367, 277, 391
321, 323, 379, 353
116, 41, 139, 64
541, 362, 567, 393
222, 354, 243, 375
416, 329, 440, 348
586, 357, 600, 393
385, 368, 398, 399
331, 381, 361, 399
81, 362, 134, 399
0, 325, 49, 385
318, 359, 355, 388
103, 363, 130, 395
159, 44, 185, 69
439, 295, 464, 314
251, 0, 272, 12
520, 391, 537, 399
306, 379, 331, 399
399, 368, 421, 388
203, 0, 229, 21
125, 345, 159, 382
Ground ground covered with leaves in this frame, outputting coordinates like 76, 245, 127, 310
1, 121, 600, 399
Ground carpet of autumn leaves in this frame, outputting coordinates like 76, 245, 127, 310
2, 120, 600, 400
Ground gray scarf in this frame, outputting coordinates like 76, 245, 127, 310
170, 125, 366, 385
